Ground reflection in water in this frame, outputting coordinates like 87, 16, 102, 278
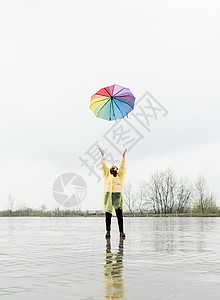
103, 238, 125, 299
152, 218, 208, 254
153, 218, 175, 254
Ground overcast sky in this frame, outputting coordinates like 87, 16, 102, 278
0, 0, 219, 211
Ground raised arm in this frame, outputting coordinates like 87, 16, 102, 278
122, 149, 127, 159
99, 147, 104, 159
99, 148, 109, 178
119, 148, 127, 176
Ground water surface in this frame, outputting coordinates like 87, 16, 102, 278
0, 217, 220, 299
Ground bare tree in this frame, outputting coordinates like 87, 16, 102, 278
194, 175, 207, 214
40, 204, 47, 212
167, 169, 177, 214
136, 180, 149, 213
123, 180, 136, 213
147, 171, 161, 213
7, 193, 15, 214
176, 177, 193, 213
205, 192, 219, 213
147, 168, 177, 214
193, 176, 219, 213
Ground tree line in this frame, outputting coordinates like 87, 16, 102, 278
123, 168, 219, 214
2, 168, 219, 216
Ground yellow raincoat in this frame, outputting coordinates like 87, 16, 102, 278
101, 157, 127, 216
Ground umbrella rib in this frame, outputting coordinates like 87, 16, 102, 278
113, 88, 124, 97
110, 99, 116, 120
90, 97, 110, 108
97, 98, 111, 117
113, 97, 134, 109
113, 99, 124, 119
114, 94, 134, 98
104, 88, 111, 97
112, 99, 116, 120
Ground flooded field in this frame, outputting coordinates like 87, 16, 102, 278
0, 217, 220, 299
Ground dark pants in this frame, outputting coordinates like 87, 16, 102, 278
105, 208, 124, 232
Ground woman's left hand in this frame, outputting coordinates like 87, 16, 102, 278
122, 149, 127, 158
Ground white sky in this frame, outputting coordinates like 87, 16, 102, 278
0, 0, 219, 211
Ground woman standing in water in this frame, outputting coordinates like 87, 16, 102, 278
99, 147, 127, 239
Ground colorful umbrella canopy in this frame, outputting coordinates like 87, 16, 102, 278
89, 84, 135, 121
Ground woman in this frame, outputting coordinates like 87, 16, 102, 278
99, 147, 127, 239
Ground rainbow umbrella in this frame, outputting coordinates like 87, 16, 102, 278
89, 84, 135, 121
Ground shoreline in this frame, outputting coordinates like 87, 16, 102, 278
1, 213, 220, 218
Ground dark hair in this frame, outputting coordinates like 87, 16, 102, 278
110, 166, 118, 177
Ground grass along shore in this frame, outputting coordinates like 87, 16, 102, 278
1, 211, 220, 217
